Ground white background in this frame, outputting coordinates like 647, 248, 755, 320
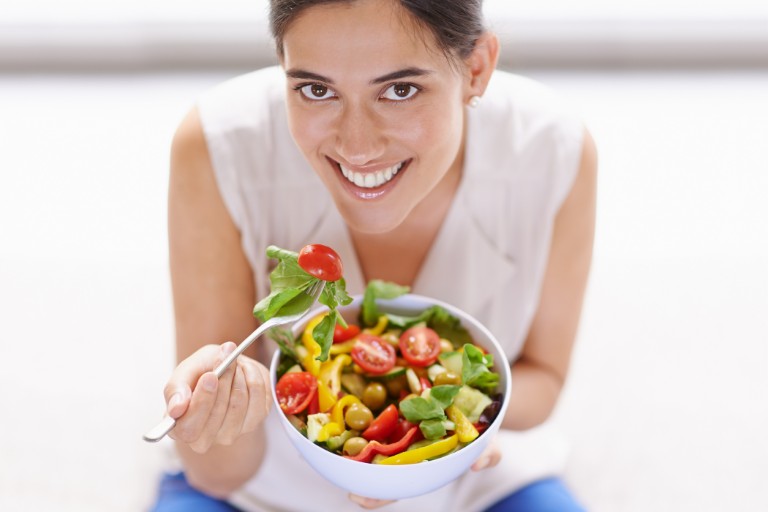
1, 2, 767, 511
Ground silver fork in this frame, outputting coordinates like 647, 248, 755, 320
142, 280, 326, 442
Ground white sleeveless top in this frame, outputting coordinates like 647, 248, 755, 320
197, 66, 584, 512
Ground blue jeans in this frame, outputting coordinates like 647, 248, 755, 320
150, 473, 585, 512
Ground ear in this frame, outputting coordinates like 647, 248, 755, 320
463, 32, 500, 102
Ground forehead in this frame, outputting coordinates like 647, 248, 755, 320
281, 0, 449, 78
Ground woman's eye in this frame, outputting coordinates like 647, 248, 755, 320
298, 83, 336, 100
381, 83, 418, 101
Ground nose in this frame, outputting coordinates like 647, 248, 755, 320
334, 103, 386, 166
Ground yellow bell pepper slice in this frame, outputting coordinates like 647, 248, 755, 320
329, 339, 357, 355
315, 421, 344, 443
446, 405, 479, 443
317, 381, 338, 412
301, 314, 326, 376
364, 315, 389, 336
319, 354, 352, 396
331, 394, 361, 426
377, 435, 458, 465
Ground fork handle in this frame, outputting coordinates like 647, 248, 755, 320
143, 415, 176, 443
213, 320, 272, 378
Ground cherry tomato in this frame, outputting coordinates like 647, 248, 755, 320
398, 326, 441, 367
351, 334, 396, 375
297, 244, 343, 281
361, 404, 399, 441
275, 372, 318, 414
333, 323, 361, 343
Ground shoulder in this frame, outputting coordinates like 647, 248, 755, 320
197, 66, 287, 136
478, 70, 584, 149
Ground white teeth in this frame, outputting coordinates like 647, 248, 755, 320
339, 162, 404, 189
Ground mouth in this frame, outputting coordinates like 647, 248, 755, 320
339, 161, 406, 189
327, 157, 411, 197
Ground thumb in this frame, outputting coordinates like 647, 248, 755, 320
166, 384, 192, 419
163, 344, 221, 419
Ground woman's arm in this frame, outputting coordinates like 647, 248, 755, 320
164, 107, 271, 496
502, 128, 598, 430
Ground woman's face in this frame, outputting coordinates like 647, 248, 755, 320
281, 0, 471, 234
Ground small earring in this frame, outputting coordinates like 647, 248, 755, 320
468, 96, 481, 108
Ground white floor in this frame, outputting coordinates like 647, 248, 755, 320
1, 69, 766, 511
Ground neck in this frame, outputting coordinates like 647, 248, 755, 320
349, 149, 464, 286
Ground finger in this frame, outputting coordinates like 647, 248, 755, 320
241, 358, 272, 433
163, 344, 221, 418
192, 343, 238, 451
170, 371, 219, 444
471, 442, 502, 471
216, 363, 249, 445
348, 494, 395, 509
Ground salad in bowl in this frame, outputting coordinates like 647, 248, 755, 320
257, 245, 511, 499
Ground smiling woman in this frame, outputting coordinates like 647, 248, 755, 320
149, 0, 595, 511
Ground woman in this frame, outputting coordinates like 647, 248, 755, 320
152, 0, 597, 510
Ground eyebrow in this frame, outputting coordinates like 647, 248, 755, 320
284, 67, 433, 85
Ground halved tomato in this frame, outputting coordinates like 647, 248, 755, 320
398, 326, 441, 367
275, 371, 318, 414
351, 333, 396, 375
297, 244, 343, 282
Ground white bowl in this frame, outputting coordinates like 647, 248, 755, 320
269, 293, 511, 500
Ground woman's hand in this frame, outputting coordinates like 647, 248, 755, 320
348, 441, 502, 509
163, 341, 272, 454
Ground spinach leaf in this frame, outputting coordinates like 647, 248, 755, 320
312, 313, 336, 362
399, 397, 446, 422
253, 245, 352, 362
427, 306, 473, 348
429, 385, 461, 409
269, 326, 298, 361
360, 280, 410, 327
419, 419, 447, 440
461, 344, 500, 394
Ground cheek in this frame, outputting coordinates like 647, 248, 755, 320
286, 103, 330, 158
397, 102, 463, 158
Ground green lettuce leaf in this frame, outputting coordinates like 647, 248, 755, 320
461, 344, 500, 394
429, 385, 461, 409
398, 397, 446, 422
361, 280, 410, 327
254, 245, 352, 362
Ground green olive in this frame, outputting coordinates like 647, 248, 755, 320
362, 382, 387, 411
344, 403, 374, 430
434, 370, 461, 386
343, 436, 369, 456
385, 375, 408, 397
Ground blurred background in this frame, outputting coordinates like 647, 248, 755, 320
1, 0, 767, 510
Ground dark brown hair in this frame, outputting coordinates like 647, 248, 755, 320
269, 0, 485, 60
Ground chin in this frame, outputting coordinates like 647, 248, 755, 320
336, 201, 409, 235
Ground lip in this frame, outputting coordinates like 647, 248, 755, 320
326, 157, 412, 200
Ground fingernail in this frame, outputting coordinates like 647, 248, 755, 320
474, 456, 489, 470
221, 342, 235, 355
201, 373, 218, 392
168, 392, 182, 412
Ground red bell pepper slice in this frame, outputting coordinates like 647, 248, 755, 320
333, 323, 361, 343
362, 403, 399, 441
388, 418, 418, 443
344, 426, 422, 463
